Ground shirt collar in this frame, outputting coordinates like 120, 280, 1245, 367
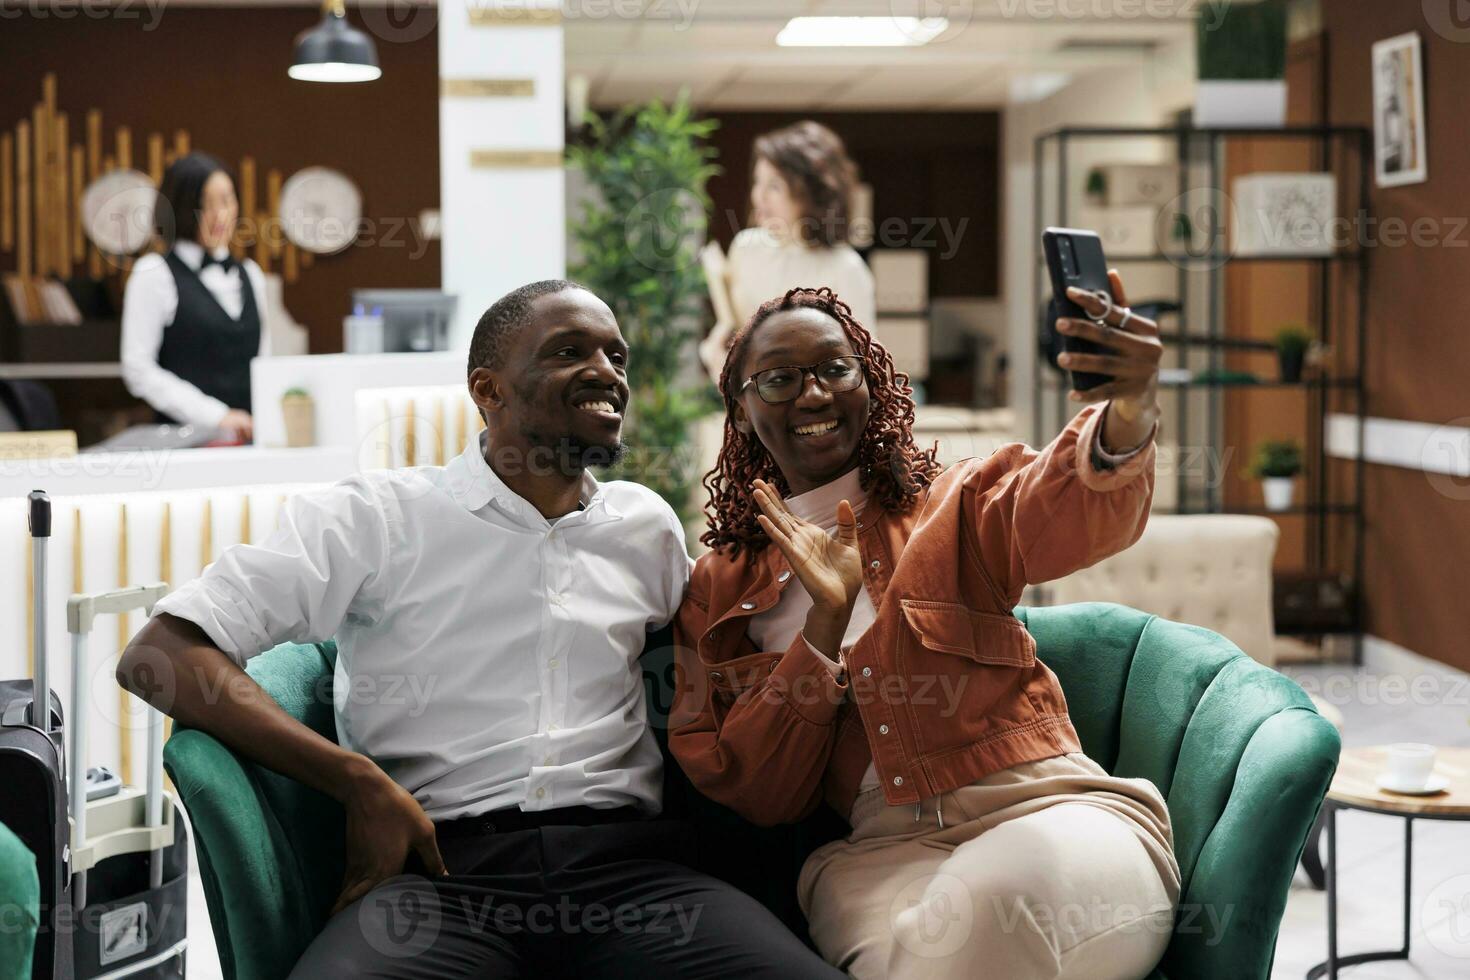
784, 467, 868, 531
447, 431, 621, 524
172, 239, 232, 271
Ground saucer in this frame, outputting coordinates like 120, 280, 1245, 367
1375, 773, 1449, 796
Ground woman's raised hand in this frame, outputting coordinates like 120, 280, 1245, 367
752, 478, 864, 614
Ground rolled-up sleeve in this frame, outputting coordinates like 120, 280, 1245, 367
151, 475, 390, 665
964, 403, 1156, 603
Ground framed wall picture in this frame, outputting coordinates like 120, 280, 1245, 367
1371, 32, 1428, 188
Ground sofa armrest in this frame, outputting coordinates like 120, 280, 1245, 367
164, 729, 325, 980
1161, 705, 1340, 980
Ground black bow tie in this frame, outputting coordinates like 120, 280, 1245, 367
198, 252, 238, 275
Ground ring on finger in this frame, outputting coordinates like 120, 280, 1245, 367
1086, 288, 1114, 323
1116, 307, 1134, 331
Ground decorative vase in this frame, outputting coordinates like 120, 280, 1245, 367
1278, 348, 1305, 383
1262, 476, 1295, 512
281, 394, 316, 448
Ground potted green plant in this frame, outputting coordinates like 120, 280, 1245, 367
1245, 438, 1302, 511
280, 386, 315, 448
1195, 0, 1287, 126
566, 92, 721, 525
1085, 168, 1107, 205
1274, 324, 1312, 383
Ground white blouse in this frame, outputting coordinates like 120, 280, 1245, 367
120, 239, 271, 428
726, 227, 877, 330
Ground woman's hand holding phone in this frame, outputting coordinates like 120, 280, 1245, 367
1057, 269, 1164, 452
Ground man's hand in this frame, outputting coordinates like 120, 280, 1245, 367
330, 756, 448, 916
1058, 269, 1163, 452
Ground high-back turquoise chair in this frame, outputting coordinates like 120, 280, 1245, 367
163, 603, 1340, 980
0, 821, 39, 980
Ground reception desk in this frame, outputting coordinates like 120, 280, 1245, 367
251, 351, 463, 449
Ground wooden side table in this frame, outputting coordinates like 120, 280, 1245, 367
1307, 745, 1470, 979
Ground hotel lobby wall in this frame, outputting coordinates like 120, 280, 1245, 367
1316, 2, 1470, 675
0, 8, 442, 352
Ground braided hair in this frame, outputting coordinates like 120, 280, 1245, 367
700, 286, 941, 558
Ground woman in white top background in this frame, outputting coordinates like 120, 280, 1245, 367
121, 152, 268, 442
699, 121, 875, 383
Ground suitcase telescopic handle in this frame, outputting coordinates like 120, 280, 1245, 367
28, 490, 50, 537
67, 582, 172, 900
28, 491, 50, 730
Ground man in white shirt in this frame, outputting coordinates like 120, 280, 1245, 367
119, 281, 839, 978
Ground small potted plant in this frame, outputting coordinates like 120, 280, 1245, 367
1246, 438, 1302, 511
1274, 324, 1312, 383
1195, 0, 1287, 126
1085, 168, 1108, 205
281, 386, 315, 448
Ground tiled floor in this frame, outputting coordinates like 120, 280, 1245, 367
180, 661, 1470, 979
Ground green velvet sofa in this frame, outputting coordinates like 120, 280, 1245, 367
0, 821, 39, 980
163, 602, 1340, 979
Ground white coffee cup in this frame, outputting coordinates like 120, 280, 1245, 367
1384, 742, 1436, 790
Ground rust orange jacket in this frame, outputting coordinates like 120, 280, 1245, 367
669, 404, 1156, 825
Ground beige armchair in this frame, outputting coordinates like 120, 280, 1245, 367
1043, 514, 1281, 666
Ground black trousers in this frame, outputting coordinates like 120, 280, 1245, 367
288, 811, 842, 979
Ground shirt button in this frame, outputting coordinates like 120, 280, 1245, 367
548, 723, 560, 731
862, 667, 872, 677
543, 756, 554, 765
741, 601, 756, 610
879, 724, 889, 735
870, 559, 881, 570
777, 571, 792, 583
535, 787, 546, 799
548, 658, 560, 669
892, 776, 904, 787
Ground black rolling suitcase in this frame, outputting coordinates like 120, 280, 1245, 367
0, 491, 73, 980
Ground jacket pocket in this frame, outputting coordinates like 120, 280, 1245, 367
899, 599, 1037, 668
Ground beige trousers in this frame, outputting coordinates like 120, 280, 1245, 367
797, 753, 1181, 980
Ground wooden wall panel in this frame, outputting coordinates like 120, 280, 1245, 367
0, 9, 442, 352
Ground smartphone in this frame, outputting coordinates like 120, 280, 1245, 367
1042, 227, 1114, 391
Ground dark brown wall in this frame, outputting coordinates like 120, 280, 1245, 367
0, 8, 440, 353
704, 111, 1001, 298
1318, 5, 1470, 672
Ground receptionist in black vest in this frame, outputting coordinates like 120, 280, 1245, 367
121, 153, 267, 442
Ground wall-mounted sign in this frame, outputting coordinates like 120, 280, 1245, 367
468, 150, 563, 169
441, 78, 536, 98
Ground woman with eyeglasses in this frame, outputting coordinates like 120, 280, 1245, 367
670, 282, 1179, 979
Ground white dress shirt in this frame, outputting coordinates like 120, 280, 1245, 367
153, 434, 694, 819
727, 227, 877, 329
120, 239, 271, 428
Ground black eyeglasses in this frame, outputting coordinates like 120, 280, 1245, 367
740, 355, 865, 405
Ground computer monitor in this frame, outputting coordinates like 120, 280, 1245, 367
348, 289, 458, 353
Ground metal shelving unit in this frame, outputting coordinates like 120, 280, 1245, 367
1032, 125, 1370, 662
